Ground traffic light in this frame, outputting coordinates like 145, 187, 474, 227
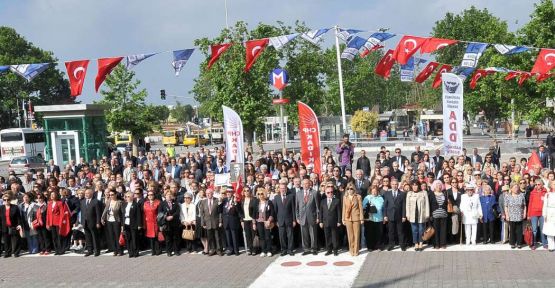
160, 89, 166, 100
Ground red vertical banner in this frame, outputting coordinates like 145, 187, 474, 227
297, 101, 321, 176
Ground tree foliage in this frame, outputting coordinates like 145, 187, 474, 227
98, 65, 164, 154
350, 110, 378, 136
0, 26, 74, 129
170, 102, 195, 123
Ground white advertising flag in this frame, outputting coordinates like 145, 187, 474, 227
222, 105, 245, 168
442, 73, 464, 156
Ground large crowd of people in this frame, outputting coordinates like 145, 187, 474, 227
1, 134, 554, 259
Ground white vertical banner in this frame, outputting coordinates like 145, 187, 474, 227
222, 105, 245, 168
442, 73, 464, 156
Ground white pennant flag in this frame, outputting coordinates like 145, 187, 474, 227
269, 33, 299, 50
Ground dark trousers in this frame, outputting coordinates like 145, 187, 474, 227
364, 221, 382, 250
300, 223, 318, 252
482, 221, 495, 243
124, 226, 139, 257
509, 221, 523, 246
50, 226, 63, 254
2, 231, 21, 256
256, 222, 272, 253
243, 221, 254, 252
83, 224, 100, 255
225, 227, 239, 254
164, 228, 181, 255
432, 217, 447, 247
323, 225, 339, 252
106, 221, 122, 254
37, 227, 51, 252
148, 237, 160, 255
278, 225, 294, 253
387, 220, 405, 249
206, 228, 222, 252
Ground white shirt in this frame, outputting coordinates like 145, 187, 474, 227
124, 203, 131, 225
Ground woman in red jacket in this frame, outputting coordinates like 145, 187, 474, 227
46, 189, 64, 255
528, 179, 547, 249
143, 190, 161, 256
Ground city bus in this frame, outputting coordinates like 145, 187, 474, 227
0, 128, 46, 161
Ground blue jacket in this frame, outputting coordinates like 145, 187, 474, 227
480, 194, 497, 223
362, 195, 384, 222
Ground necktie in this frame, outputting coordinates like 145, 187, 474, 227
304, 191, 308, 204
327, 199, 331, 209
393, 191, 397, 199
208, 199, 212, 212
168, 201, 172, 210
282, 196, 286, 204
358, 180, 362, 189
87, 199, 90, 206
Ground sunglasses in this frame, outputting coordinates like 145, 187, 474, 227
346, 188, 355, 191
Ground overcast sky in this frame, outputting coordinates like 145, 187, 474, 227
0, 0, 540, 106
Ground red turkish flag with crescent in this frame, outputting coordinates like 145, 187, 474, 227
415, 61, 439, 83
65, 60, 90, 97
420, 38, 458, 54
505, 71, 521, 81
297, 101, 321, 176
207, 43, 232, 70
527, 150, 543, 170
244, 39, 269, 72
469, 69, 494, 89
95, 57, 123, 92
432, 64, 452, 89
531, 48, 555, 75
393, 35, 428, 65
374, 49, 396, 79
518, 72, 531, 86
536, 73, 552, 82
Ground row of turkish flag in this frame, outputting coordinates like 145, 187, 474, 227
374, 34, 555, 88
65, 57, 123, 97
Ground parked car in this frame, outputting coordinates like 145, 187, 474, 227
183, 134, 208, 147
8, 156, 46, 175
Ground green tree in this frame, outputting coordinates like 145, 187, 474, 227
170, 102, 195, 123
0, 26, 74, 129
150, 105, 170, 124
97, 64, 161, 156
350, 110, 378, 137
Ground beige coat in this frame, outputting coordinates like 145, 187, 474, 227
342, 194, 364, 222
405, 191, 430, 223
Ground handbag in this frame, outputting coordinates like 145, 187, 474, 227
447, 199, 454, 213
119, 233, 126, 246
32, 219, 41, 230
182, 225, 195, 240
422, 222, 436, 241
492, 208, 499, 219
264, 220, 275, 230
524, 224, 533, 246
157, 231, 165, 242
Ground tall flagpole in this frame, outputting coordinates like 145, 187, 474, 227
224, 0, 229, 29
334, 26, 348, 133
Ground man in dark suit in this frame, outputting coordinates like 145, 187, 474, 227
199, 188, 223, 256
80, 188, 102, 256
331, 167, 347, 189
221, 189, 241, 256
319, 185, 341, 256
390, 162, 404, 182
356, 150, 371, 179
354, 169, 370, 195
390, 148, 408, 170
295, 179, 319, 255
166, 158, 182, 180
432, 149, 444, 174
411, 145, 424, 163
470, 148, 483, 166
539, 145, 549, 168
383, 179, 407, 251
46, 159, 60, 175
160, 191, 181, 256
274, 182, 296, 256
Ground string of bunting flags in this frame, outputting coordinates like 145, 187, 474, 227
1, 27, 555, 98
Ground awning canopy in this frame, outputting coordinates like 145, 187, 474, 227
420, 114, 443, 120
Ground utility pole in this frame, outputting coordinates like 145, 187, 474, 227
334, 25, 348, 134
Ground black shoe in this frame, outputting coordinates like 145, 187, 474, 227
84, 253, 92, 257
325, 251, 332, 256
280, 252, 287, 256
235, 252, 240, 256
387, 246, 394, 251
401, 247, 407, 251
167, 253, 173, 257
226, 251, 233, 256
218, 251, 224, 256
94, 253, 100, 257
175, 251, 181, 256
312, 251, 318, 255
334, 251, 339, 256
289, 252, 295, 256
208, 251, 215, 256
14, 253, 19, 258
302, 251, 311, 256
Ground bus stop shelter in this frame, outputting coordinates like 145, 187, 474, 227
34, 104, 108, 166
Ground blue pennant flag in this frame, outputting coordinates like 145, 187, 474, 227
9, 63, 50, 81
493, 44, 529, 55
341, 36, 368, 61
337, 28, 364, 42
269, 33, 299, 50
452, 66, 476, 80
461, 42, 488, 68
172, 49, 195, 76
400, 57, 427, 82
362, 32, 396, 53
300, 28, 330, 45
126, 53, 158, 69
0, 66, 8, 74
